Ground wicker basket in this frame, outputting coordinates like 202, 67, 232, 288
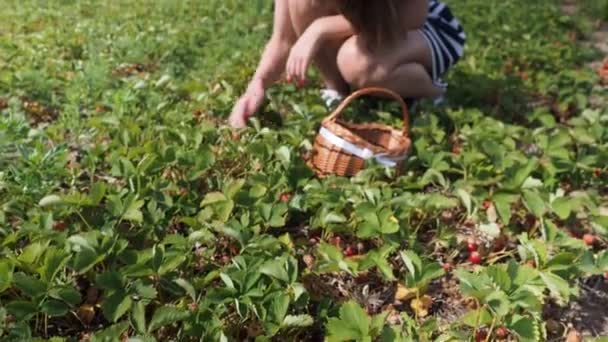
309, 87, 412, 177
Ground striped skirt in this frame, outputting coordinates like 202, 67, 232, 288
419, 0, 466, 91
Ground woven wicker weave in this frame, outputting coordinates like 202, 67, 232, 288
309, 87, 412, 177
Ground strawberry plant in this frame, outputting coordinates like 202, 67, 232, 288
0, 0, 607, 340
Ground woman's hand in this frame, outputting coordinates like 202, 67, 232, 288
228, 78, 265, 128
286, 26, 322, 85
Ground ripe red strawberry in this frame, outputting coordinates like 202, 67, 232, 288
495, 326, 509, 339
482, 200, 492, 210
475, 329, 488, 342
469, 251, 482, 265
279, 192, 292, 202
583, 234, 596, 246
467, 238, 479, 252
526, 260, 536, 267
344, 245, 357, 257
442, 262, 453, 273
593, 168, 602, 178
52, 221, 66, 232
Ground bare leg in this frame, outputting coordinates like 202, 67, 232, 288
336, 31, 443, 99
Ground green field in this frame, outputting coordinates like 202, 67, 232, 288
1, 0, 607, 341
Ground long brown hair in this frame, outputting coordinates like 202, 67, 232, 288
336, 0, 402, 50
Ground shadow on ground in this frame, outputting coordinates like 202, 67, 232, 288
444, 69, 535, 126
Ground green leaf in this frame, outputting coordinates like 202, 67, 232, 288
96, 271, 124, 291
522, 190, 546, 217
509, 315, 539, 342
503, 159, 538, 190
340, 300, 370, 337
270, 293, 289, 324
249, 184, 267, 198
13, 273, 47, 299
545, 252, 577, 272
551, 197, 572, 220
158, 254, 186, 275
102, 290, 132, 323
326, 318, 362, 342
219, 273, 235, 289
148, 306, 189, 332
201, 192, 227, 206
215, 200, 235, 223
39, 194, 63, 207
19, 241, 50, 265
134, 282, 158, 300
174, 278, 196, 300
224, 179, 245, 199
419, 262, 445, 286
456, 189, 473, 217
49, 286, 81, 306
400, 250, 422, 278
0, 260, 14, 293
91, 322, 129, 342
324, 212, 347, 224
40, 248, 69, 283
89, 182, 107, 206
123, 198, 144, 223
370, 311, 389, 335
540, 271, 577, 304
282, 314, 314, 328
132, 301, 147, 334
6, 300, 38, 320
40, 299, 69, 317
460, 308, 492, 327
484, 290, 510, 317
275, 146, 291, 167
493, 193, 519, 224
597, 251, 608, 271
486, 265, 512, 292
378, 209, 399, 234
73, 248, 101, 274
260, 258, 289, 283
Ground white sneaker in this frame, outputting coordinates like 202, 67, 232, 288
433, 95, 445, 106
320, 89, 344, 109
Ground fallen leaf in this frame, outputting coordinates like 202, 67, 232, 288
410, 295, 433, 317
395, 283, 418, 302
77, 304, 96, 324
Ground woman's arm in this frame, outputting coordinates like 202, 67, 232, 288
285, 15, 354, 83
250, 0, 297, 89
229, 0, 296, 128
310, 15, 355, 42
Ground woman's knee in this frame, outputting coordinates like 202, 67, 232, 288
337, 37, 399, 89
337, 37, 377, 88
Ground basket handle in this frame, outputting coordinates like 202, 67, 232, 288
325, 87, 410, 135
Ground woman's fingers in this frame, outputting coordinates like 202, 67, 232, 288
286, 48, 312, 87
297, 58, 308, 85
229, 98, 248, 128
286, 53, 296, 83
